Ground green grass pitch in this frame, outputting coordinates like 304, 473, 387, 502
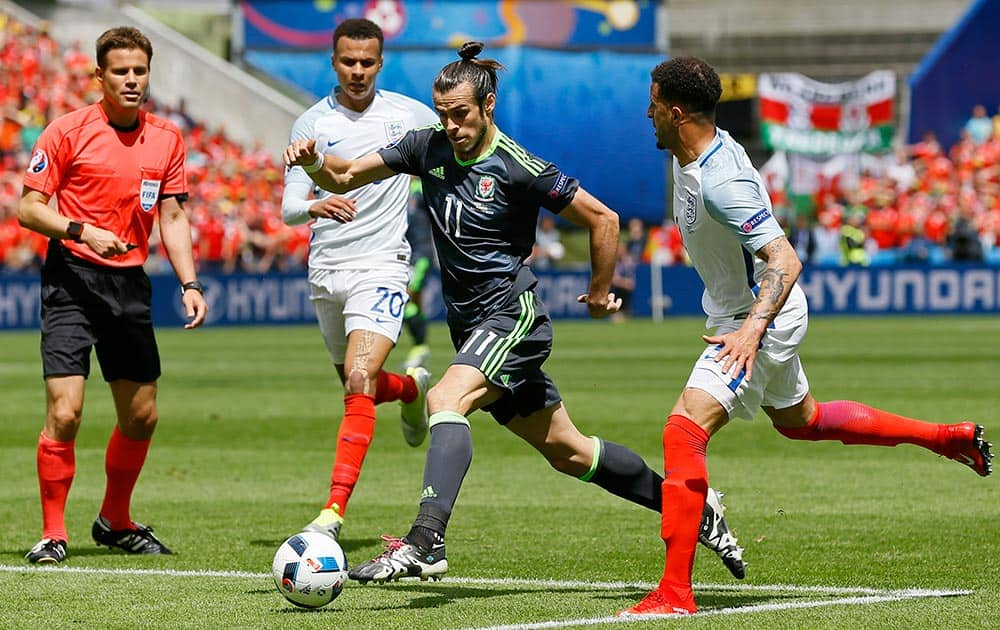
0, 316, 997, 629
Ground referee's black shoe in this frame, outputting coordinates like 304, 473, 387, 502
25, 538, 67, 564
92, 516, 173, 555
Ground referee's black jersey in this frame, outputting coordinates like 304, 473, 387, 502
379, 124, 579, 328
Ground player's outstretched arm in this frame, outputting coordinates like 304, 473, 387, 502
283, 138, 396, 194
282, 162, 360, 225
561, 186, 622, 318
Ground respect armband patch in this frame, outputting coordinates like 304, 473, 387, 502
741, 208, 772, 233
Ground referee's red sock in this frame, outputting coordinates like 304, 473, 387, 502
659, 415, 709, 609
774, 400, 941, 450
100, 426, 151, 531
37, 433, 75, 542
325, 393, 376, 514
373, 370, 418, 404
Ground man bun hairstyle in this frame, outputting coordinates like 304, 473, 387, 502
434, 41, 504, 107
651, 56, 722, 118
333, 17, 384, 53
96, 26, 153, 68
458, 41, 484, 61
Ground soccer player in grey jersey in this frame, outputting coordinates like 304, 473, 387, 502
285, 42, 745, 584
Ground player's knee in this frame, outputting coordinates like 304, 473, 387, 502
46, 401, 82, 433
426, 385, 455, 413
344, 368, 373, 395
128, 402, 159, 435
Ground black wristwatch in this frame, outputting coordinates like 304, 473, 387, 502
66, 221, 84, 242
181, 280, 204, 295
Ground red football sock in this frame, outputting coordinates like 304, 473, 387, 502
774, 400, 941, 450
659, 414, 709, 607
373, 370, 417, 405
37, 433, 75, 542
100, 426, 151, 531
325, 393, 376, 514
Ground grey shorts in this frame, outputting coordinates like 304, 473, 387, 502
450, 290, 561, 424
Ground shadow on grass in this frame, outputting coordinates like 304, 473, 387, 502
312, 583, 788, 613
188, 580, 839, 616
0, 545, 180, 563
598, 589, 823, 611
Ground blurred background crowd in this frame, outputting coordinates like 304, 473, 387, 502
2, 9, 999, 278
0, 14, 308, 275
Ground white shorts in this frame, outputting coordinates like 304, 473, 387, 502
685, 287, 810, 420
309, 266, 410, 364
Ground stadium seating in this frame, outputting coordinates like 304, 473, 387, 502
0, 9, 308, 274
1, 3, 997, 273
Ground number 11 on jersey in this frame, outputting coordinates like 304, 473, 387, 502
444, 195, 463, 237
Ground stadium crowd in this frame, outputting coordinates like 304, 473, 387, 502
0, 14, 308, 276
786, 119, 1000, 267
2, 12, 999, 275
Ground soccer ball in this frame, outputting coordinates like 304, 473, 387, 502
272, 532, 348, 608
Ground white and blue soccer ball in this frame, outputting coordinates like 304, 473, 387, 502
272, 532, 348, 608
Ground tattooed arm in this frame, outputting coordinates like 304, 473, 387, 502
748, 236, 803, 324
703, 235, 803, 381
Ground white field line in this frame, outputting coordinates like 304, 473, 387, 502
465, 590, 973, 630
0, 564, 893, 594
0, 564, 971, 629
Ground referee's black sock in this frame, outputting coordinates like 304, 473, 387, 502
582, 437, 663, 512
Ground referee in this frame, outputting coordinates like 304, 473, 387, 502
18, 26, 206, 564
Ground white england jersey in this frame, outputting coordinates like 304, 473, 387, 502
672, 128, 805, 328
283, 88, 437, 270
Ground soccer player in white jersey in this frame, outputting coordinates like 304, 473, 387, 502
621, 56, 993, 617
280, 18, 438, 542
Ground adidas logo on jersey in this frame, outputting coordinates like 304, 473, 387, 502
429, 166, 445, 180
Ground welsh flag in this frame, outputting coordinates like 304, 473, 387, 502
759, 71, 895, 155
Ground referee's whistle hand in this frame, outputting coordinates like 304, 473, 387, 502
83, 225, 130, 257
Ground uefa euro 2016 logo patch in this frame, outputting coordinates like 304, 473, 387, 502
475, 175, 496, 202
29, 150, 48, 174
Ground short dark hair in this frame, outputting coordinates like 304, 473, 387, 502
433, 41, 503, 107
650, 56, 722, 117
96, 26, 152, 68
333, 18, 383, 53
